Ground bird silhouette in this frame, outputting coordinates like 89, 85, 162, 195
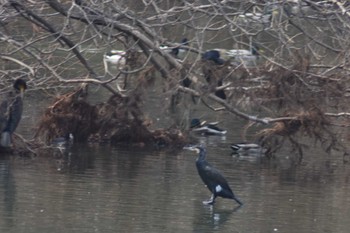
184, 145, 243, 205
0, 78, 27, 147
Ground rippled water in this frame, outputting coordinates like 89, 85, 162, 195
1, 138, 350, 233
1, 87, 349, 233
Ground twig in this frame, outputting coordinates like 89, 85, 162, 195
0, 55, 35, 75
325, 112, 350, 117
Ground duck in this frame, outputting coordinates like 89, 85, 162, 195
159, 44, 170, 51
283, 0, 324, 17
51, 133, 74, 153
169, 38, 189, 59
159, 38, 188, 53
225, 43, 260, 62
103, 50, 126, 74
184, 145, 243, 206
226, 43, 259, 56
231, 143, 266, 155
51, 133, 74, 147
238, 12, 272, 24
237, 3, 278, 25
0, 78, 27, 147
202, 49, 227, 65
103, 50, 126, 65
202, 43, 260, 66
190, 118, 227, 136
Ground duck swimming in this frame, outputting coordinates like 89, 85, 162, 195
190, 118, 227, 136
231, 143, 266, 155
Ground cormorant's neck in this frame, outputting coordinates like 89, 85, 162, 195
197, 148, 206, 161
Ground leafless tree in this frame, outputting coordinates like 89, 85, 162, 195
1, 0, 350, 159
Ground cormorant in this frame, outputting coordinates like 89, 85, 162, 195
0, 78, 27, 147
184, 145, 243, 205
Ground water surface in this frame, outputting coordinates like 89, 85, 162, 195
1, 140, 350, 233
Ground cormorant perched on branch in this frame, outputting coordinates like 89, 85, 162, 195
184, 145, 243, 206
0, 78, 27, 147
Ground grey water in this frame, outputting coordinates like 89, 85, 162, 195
1, 82, 350, 233
1, 128, 350, 233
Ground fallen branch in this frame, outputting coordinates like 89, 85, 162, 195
325, 112, 350, 117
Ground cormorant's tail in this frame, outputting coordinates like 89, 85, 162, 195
0, 132, 11, 147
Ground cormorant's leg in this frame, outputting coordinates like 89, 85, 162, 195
233, 196, 243, 206
203, 194, 216, 205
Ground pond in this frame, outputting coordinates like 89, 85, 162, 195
1, 117, 350, 233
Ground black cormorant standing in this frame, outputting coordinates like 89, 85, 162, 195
0, 78, 27, 147
185, 145, 243, 205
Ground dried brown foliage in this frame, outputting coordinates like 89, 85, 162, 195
257, 108, 341, 162
35, 88, 187, 148
35, 90, 98, 143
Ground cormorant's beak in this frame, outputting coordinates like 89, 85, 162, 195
183, 145, 200, 153
183, 145, 195, 151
